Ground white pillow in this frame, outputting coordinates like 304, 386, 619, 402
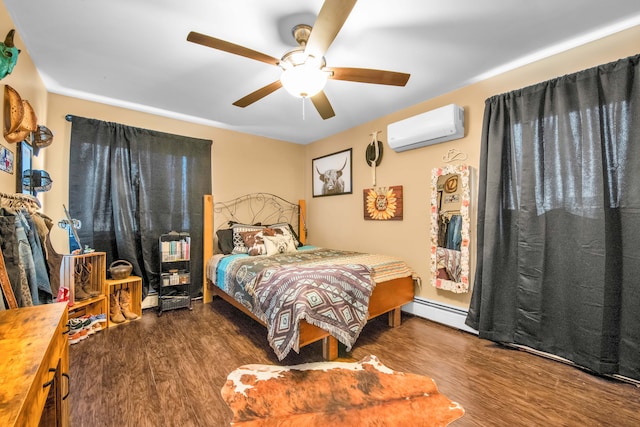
263, 234, 298, 256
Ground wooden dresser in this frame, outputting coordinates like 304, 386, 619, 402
0, 303, 70, 426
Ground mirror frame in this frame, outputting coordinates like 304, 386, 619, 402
430, 164, 470, 293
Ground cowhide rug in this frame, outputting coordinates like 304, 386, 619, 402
221, 355, 464, 426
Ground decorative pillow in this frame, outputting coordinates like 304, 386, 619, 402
239, 229, 264, 256
231, 224, 265, 254
242, 227, 288, 256
267, 222, 303, 247
216, 229, 235, 254
263, 234, 298, 256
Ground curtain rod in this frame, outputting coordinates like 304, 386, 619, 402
66, 114, 89, 121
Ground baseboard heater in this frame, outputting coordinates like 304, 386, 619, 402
403, 297, 477, 334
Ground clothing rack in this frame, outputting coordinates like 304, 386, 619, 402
0, 192, 55, 309
440, 209, 461, 219
0, 193, 30, 309
0, 191, 41, 212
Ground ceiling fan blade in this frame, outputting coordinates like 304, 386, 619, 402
305, 0, 357, 59
327, 67, 410, 86
311, 91, 336, 120
187, 31, 280, 67
233, 81, 283, 108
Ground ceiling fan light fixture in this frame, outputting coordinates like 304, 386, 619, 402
280, 63, 329, 98
187, 3, 408, 120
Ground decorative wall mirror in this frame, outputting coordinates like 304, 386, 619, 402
430, 164, 471, 293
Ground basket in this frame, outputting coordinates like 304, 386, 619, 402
160, 295, 190, 310
109, 260, 132, 280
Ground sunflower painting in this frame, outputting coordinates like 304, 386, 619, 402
364, 185, 403, 220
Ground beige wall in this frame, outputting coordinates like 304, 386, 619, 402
304, 25, 640, 309
0, 1, 48, 194
1, 0, 638, 312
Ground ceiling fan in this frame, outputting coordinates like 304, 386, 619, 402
186, 0, 410, 120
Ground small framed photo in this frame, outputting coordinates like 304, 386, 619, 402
312, 148, 352, 197
0, 144, 14, 174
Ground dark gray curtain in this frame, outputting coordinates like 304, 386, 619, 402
466, 54, 640, 380
69, 117, 212, 299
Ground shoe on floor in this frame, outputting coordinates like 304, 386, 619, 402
93, 313, 107, 324
68, 318, 85, 334
68, 330, 84, 344
80, 314, 100, 328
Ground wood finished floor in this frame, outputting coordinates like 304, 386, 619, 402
70, 299, 640, 426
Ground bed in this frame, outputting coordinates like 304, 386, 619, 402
202, 193, 417, 361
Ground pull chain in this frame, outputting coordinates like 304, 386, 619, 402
302, 97, 306, 120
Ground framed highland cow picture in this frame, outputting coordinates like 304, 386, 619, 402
312, 148, 352, 197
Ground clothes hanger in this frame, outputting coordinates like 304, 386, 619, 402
0, 192, 41, 213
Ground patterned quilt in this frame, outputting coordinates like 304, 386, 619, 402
251, 263, 373, 360
207, 247, 417, 359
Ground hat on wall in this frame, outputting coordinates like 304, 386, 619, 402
365, 139, 383, 167
4, 98, 37, 144
31, 124, 53, 155
3, 84, 23, 134
444, 175, 458, 193
22, 169, 53, 192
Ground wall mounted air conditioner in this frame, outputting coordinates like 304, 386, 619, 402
387, 104, 464, 152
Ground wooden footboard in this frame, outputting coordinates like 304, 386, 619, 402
207, 275, 414, 361
208, 280, 337, 358
368, 276, 415, 327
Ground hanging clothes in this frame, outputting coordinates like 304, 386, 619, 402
40, 213, 63, 299
0, 193, 57, 308
438, 215, 449, 247
16, 210, 52, 303
446, 214, 463, 251
0, 207, 26, 307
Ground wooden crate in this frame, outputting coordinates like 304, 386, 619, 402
67, 296, 106, 319
61, 252, 106, 307
105, 276, 142, 328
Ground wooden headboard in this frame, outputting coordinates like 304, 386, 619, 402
202, 193, 306, 303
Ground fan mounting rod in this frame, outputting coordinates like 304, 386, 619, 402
279, 24, 326, 71
292, 24, 312, 47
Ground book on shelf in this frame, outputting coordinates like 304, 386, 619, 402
161, 236, 190, 261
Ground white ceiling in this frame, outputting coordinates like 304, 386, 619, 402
5, 0, 640, 144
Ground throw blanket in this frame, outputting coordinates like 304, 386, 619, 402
206, 247, 418, 359
250, 264, 374, 360
208, 247, 417, 312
